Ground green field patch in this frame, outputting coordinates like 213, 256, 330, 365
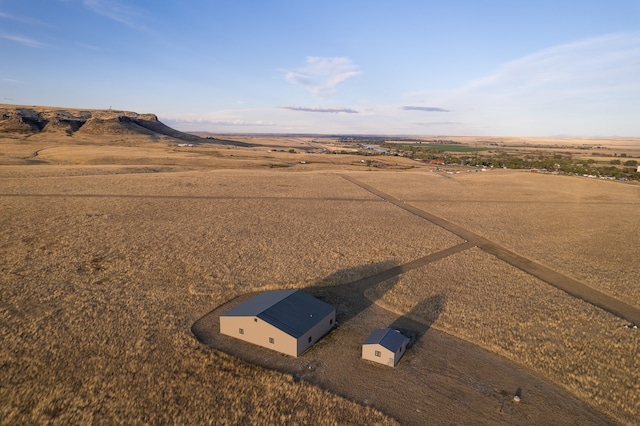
432, 144, 492, 152
399, 144, 492, 152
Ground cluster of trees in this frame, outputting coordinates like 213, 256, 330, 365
466, 154, 640, 180
609, 159, 638, 166
364, 144, 640, 181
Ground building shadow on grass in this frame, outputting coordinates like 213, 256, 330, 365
189, 260, 448, 425
192, 260, 399, 343
191, 259, 445, 358
387, 294, 447, 349
304, 260, 401, 326
303, 262, 446, 351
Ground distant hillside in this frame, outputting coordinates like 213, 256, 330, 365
0, 104, 201, 142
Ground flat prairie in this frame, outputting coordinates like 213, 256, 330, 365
1, 136, 638, 425
354, 170, 640, 306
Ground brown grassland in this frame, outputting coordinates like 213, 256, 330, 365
1, 127, 639, 425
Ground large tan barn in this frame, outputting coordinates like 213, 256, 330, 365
362, 328, 410, 367
219, 289, 336, 357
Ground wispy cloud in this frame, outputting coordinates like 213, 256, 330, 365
411, 32, 640, 135
284, 57, 361, 97
0, 33, 45, 48
402, 106, 450, 112
0, 11, 50, 27
82, 0, 148, 29
433, 33, 640, 106
280, 105, 359, 114
164, 118, 276, 127
414, 121, 465, 126
0, 76, 20, 83
464, 34, 638, 99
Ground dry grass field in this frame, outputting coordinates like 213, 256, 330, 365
353, 170, 640, 306
1, 130, 639, 424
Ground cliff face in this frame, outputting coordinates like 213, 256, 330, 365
0, 105, 200, 142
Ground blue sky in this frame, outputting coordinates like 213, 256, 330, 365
1, 1, 639, 136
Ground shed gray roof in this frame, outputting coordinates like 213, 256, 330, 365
221, 289, 335, 339
363, 328, 409, 352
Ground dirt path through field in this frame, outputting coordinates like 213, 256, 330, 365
340, 174, 640, 325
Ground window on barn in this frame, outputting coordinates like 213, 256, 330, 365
239, 328, 244, 335
375, 350, 381, 357
308, 336, 312, 343
254, 318, 258, 322
269, 337, 274, 344
330, 319, 333, 325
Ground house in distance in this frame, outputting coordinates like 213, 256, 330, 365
219, 289, 336, 357
362, 328, 410, 367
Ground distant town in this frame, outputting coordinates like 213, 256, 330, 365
327, 138, 640, 181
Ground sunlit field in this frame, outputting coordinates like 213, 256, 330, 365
1, 134, 638, 424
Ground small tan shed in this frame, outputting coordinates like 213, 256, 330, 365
220, 289, 335, 357
362, 328, 410, 367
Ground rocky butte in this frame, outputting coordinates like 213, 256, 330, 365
0, 104, 199, 142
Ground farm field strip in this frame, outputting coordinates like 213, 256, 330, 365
339, 174, 640, 325
0, 193, 385, 203
401, 198, 637, 206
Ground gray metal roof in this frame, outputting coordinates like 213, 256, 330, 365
363, 328, 409, 352
221, 289, 335, 338
221, 289, 297, 317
